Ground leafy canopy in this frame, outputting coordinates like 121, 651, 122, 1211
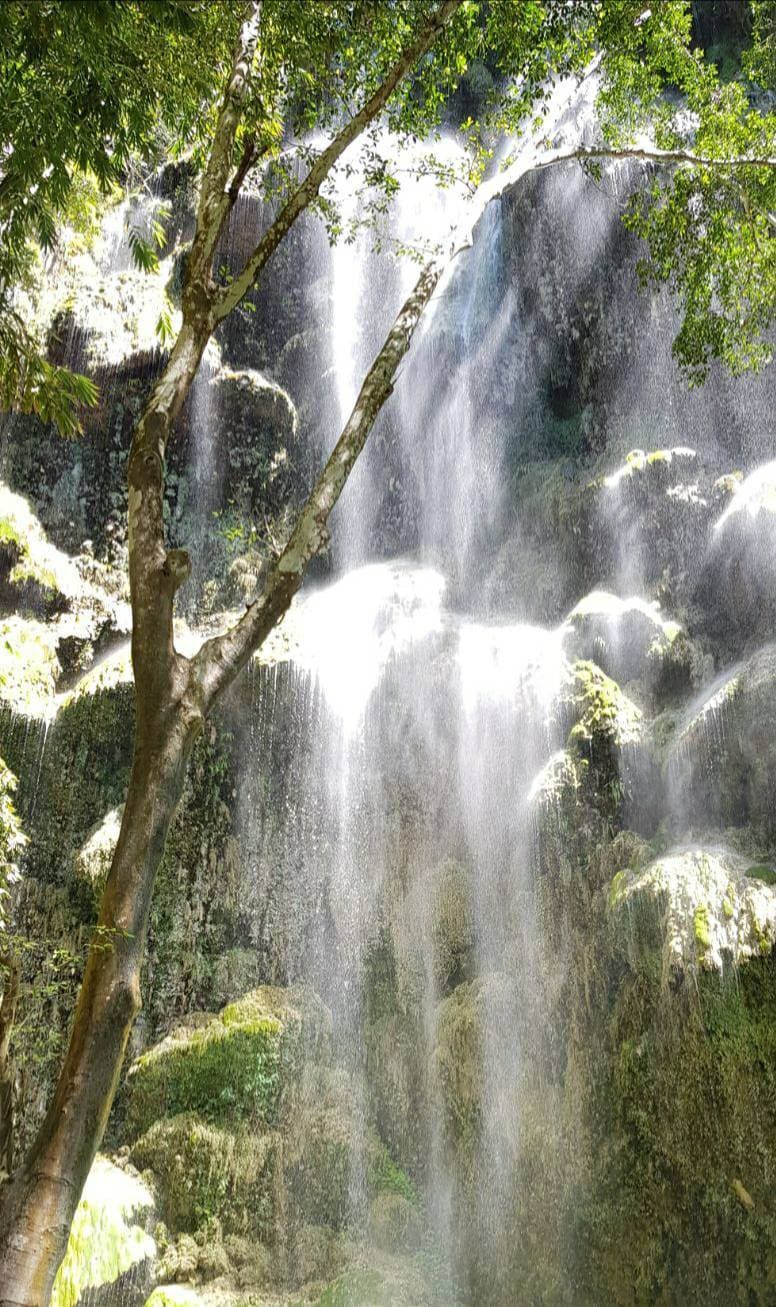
0, 0, 774, 426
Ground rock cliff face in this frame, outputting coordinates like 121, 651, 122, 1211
1, 142, 775, 1307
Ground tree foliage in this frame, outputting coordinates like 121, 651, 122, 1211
0, 0, 773, 416
0, 0, 237, 433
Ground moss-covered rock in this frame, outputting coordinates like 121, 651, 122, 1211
74, 806, 123, 910
52, 1156, 155, 1307
566, 590, 678, 682
368, 1193, 423, 1254
285, 1065, 372, 1231
611, 845, 776, 975
564, 659, 643, 753
668, 643, 776, 842
0, 483, 79, 618
291, 1222, 344, 1290
130, 1112, 281, 1239
432, 974, 518, 1156
312, 1241, 462, 1307
697, 459, 776, 645
557, 659, 651, 828
361, 928, 429, 1179
428, 859, 475, 994
565, 589, 706, 703
0, 615, 61, 713
125, 985, 329, 1138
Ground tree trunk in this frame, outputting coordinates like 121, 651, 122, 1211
0, 954, 20, 1181
0, 8, 467, 1294
0, 661, 201, 1307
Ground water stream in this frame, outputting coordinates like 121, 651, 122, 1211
3, 57, 776, 1307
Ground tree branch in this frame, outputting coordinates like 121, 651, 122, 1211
194, 257, 448, 705
185, 2, 263, 300
211, 0, 465, 324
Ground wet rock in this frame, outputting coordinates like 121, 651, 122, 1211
565, 589, 706, 702
0, 481, 80, 617
290, 1221, 343, 1287
125, 985, 330, 1139
52, 1156, 156, 1307
130, 1113, 282, 1239
285, 1064, 373, 1230
610, 844, 776, 975
74, 806, 123, 911
697, 459, 776, 644
368, 1192, 423, 1254
668, 643, 776, 841
433, 973, 519, 1152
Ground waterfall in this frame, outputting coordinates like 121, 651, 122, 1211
6, 45, 776, 1307
224, 75, 639, 1293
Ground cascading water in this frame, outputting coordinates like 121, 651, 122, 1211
3, 45, 776, 1307
221, 79, 617, 1295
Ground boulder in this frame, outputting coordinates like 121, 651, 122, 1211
565, 589, 705, 701
125, 985, 331, 1139
697, 459, 776, 643
668, 643, 776, 841
74, 806, 123, 910
432, 973, 519, 1153
610, 844, 776, 975
130, 1113, 282, 1239
52, 1156, 155, 1307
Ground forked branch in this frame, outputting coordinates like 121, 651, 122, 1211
211, 0, 465, 323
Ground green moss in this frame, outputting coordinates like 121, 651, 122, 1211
369, 1143, 418, 1206
0, 616, 60, 711
746, 865, 776, 886
694, 903, 712, 952
8, 555, 59, 601
317, 1270, 388, 1307
0, 757, 25, 931
0, 516, 25, 557
286, 1067, 368, 1230
126, 985, 330, 1140
722, 896, 734, 919
608, 869, 628, 910
130, 1113, 280, 1238
52, 1158, 154, 1307
125, 1011, 283, 1137
567, 660, 642, 751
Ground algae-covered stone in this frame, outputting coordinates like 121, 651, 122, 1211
0, 756, 25, 932
557, 659, 650, 827
368, 1193, 423, 1254
566, 590, 679, 684
74, 806, 123, 909
126, 985, 329, 1137
286, 1065, 370, 1229
314, 1246, 461, 1307
130, 1112, 281, 1238
0, 482, 79, 618
221, 983, 331, 1069
0, 615, 61, 714
564, 659, 643, 752
52, 1156, 155, 1307
565, 590, 703, 703
700, 459, 776, 643
429, 859, 475, 993
669, 643, 776, 841
612, 845, 776, 974
291, 1223, 343, 1288
433, 974, 518, 1151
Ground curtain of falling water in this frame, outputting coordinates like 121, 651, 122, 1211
228, 83, 606, 1290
